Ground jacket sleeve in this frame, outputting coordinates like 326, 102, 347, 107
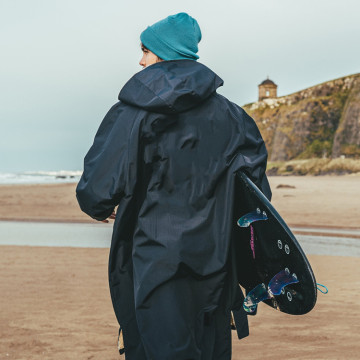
233, 108, 272, 201
76, 102, 133, 221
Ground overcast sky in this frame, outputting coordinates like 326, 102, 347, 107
0, 0, 359, 172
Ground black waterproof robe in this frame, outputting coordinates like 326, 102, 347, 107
76, 60, 271, 360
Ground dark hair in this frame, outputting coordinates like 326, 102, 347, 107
140, 43, 163, 62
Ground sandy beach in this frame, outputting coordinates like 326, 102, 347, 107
1, 175, 360, 228
1, 175, 359, 359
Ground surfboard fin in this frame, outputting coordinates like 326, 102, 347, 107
237, 208, 268, 227
268, 269, 299, 296
243, 269, 299, 313
243, 283, 269, 313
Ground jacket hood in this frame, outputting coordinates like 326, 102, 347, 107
118, 60, 223, 114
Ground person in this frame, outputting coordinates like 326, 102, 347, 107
76, 12, 271, 360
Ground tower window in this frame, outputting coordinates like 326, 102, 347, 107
266, 90, 269, 96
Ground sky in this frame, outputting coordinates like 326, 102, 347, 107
0, 0, 359, 172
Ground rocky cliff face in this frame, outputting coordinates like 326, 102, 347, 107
243, 73, 360, 161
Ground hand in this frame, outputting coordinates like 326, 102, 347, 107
101, 211, 116, 223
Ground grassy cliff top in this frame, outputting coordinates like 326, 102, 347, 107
267, 158, 360, 176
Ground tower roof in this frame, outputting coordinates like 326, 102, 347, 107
259, 77, 277, 86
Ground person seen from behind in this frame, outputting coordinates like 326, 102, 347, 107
77, 12, 271, 360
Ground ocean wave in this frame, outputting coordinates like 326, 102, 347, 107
0, 171, 82, 184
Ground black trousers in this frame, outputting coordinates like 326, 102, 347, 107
121, 272, 232, 360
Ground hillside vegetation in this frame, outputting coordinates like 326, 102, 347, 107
266, 158, 360, 176
243, 73, 360, 165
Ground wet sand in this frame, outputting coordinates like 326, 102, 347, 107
0, 246, 359, 360
1, 175, 359, 359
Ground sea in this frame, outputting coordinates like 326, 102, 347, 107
0, 171, 82, 185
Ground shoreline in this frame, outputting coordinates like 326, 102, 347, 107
2, 220, 359, 256
1, 217, 360, 234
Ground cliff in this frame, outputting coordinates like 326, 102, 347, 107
243, 73, 360, 161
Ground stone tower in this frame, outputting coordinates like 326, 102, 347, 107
258, 77, 277, 101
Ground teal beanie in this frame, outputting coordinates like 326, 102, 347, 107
140, 12, 202, 61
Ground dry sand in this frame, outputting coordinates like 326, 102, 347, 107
0, 175, 359, 228
0, 183, 91, 223
268, 175, 360, 229
1, 175, 360, 359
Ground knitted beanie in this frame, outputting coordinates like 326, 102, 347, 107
140, 12, 202, 61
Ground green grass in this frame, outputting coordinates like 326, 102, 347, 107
266, 158, 360, 175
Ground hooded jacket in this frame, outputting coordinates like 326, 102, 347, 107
76, 60, 271, 359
